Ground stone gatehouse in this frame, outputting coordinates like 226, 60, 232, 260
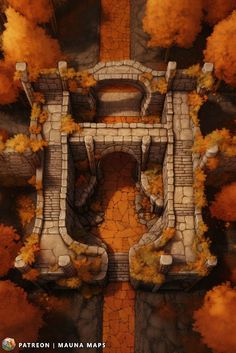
10, 60, 217, 290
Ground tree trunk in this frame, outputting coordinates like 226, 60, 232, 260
164, 47, 171, 63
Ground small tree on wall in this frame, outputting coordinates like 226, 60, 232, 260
204, 11, 236, 87
143, 0, 203, 60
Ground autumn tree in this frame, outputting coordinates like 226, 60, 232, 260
0, 224, 21, 277
193, 283, 236, 353
204, 0, 236, 25
204, 11, 236, 86
143, 0, 203, 48
0, 280, 43, 350
210, 182, 236, 222
7, 0, 52, 24
2, 7, 62, 79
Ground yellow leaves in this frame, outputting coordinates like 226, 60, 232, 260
198, 221, 208, 237
19, 233, 39, 265
30, 139, 48, 152
17, 195, 36, 228
130, 228, 175, 285
144, 163, 163, 196
6, 134, 30, 153
61, 68, 97, 88
61, 115, 82, 134
193, 168, 207, 208
151, 77, 168, 94
57, 277, 81, 289
27, 175, 42, 191
38, 111, 48, 124
69, 242, 87, 256
29, 125, 41, 135
198, 72, 215, 91
193, 128, 236, 156
188, 91, 207, 127
183, 64, 201, 77
30, 103, 41, 121
77, 71, 97, 88
0, 136, 5, 153
140, 72, 153, 82
33, 92, 45, 104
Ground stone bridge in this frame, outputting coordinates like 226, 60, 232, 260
10, 60, 217, 290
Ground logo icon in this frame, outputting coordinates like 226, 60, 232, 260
2, 338, 16, 351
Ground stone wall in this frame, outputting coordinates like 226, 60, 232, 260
0, 150, 41, 182
70, 123, 168, 167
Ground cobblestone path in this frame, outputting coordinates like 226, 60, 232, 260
92, 153, 146, 353
100, 0, 130, 61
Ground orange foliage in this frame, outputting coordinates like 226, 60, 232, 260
7, 0, 52, 23
193, 168, 207, 208
3, 7, 62, 81
204, 0, 236, 25
0, 224, 20, 277
0, 280, 43, 349
0, 61, 19, 105
5, 134, 30, 153
193, 283, 236, 353
206, 156, 219, 170
205, 11, 236, 86
210, 182, 236, 221
143, 0, 203, 48
19, 233, 39, 265
16, 195, 35, 228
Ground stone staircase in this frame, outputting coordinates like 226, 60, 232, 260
43, 146, 62, 221
174, 141, 193, 186
108, 253, 130, 282
174, 140, 194, 216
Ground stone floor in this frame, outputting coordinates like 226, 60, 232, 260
91, 152, 147, 252
100, 0, 130, 61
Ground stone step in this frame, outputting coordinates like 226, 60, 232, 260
108, 253, 130, 282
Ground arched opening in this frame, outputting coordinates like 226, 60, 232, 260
92, 80, 146, 122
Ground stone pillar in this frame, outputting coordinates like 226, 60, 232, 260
141, 136, 151, 171
85, 136, 96, 175
58, 61, 68, 91
16, 62, 35, 106
58, 255, 77, 277
205, 257, 217, 272
166, 61, 177, 90
199, 144, 218, 169
14, 255, 31, 273
159, 255, 173, 274
197, 62, 214, 95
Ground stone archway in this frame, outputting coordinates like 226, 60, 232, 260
97, 146, 141, 181
92, 79, 146, 118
